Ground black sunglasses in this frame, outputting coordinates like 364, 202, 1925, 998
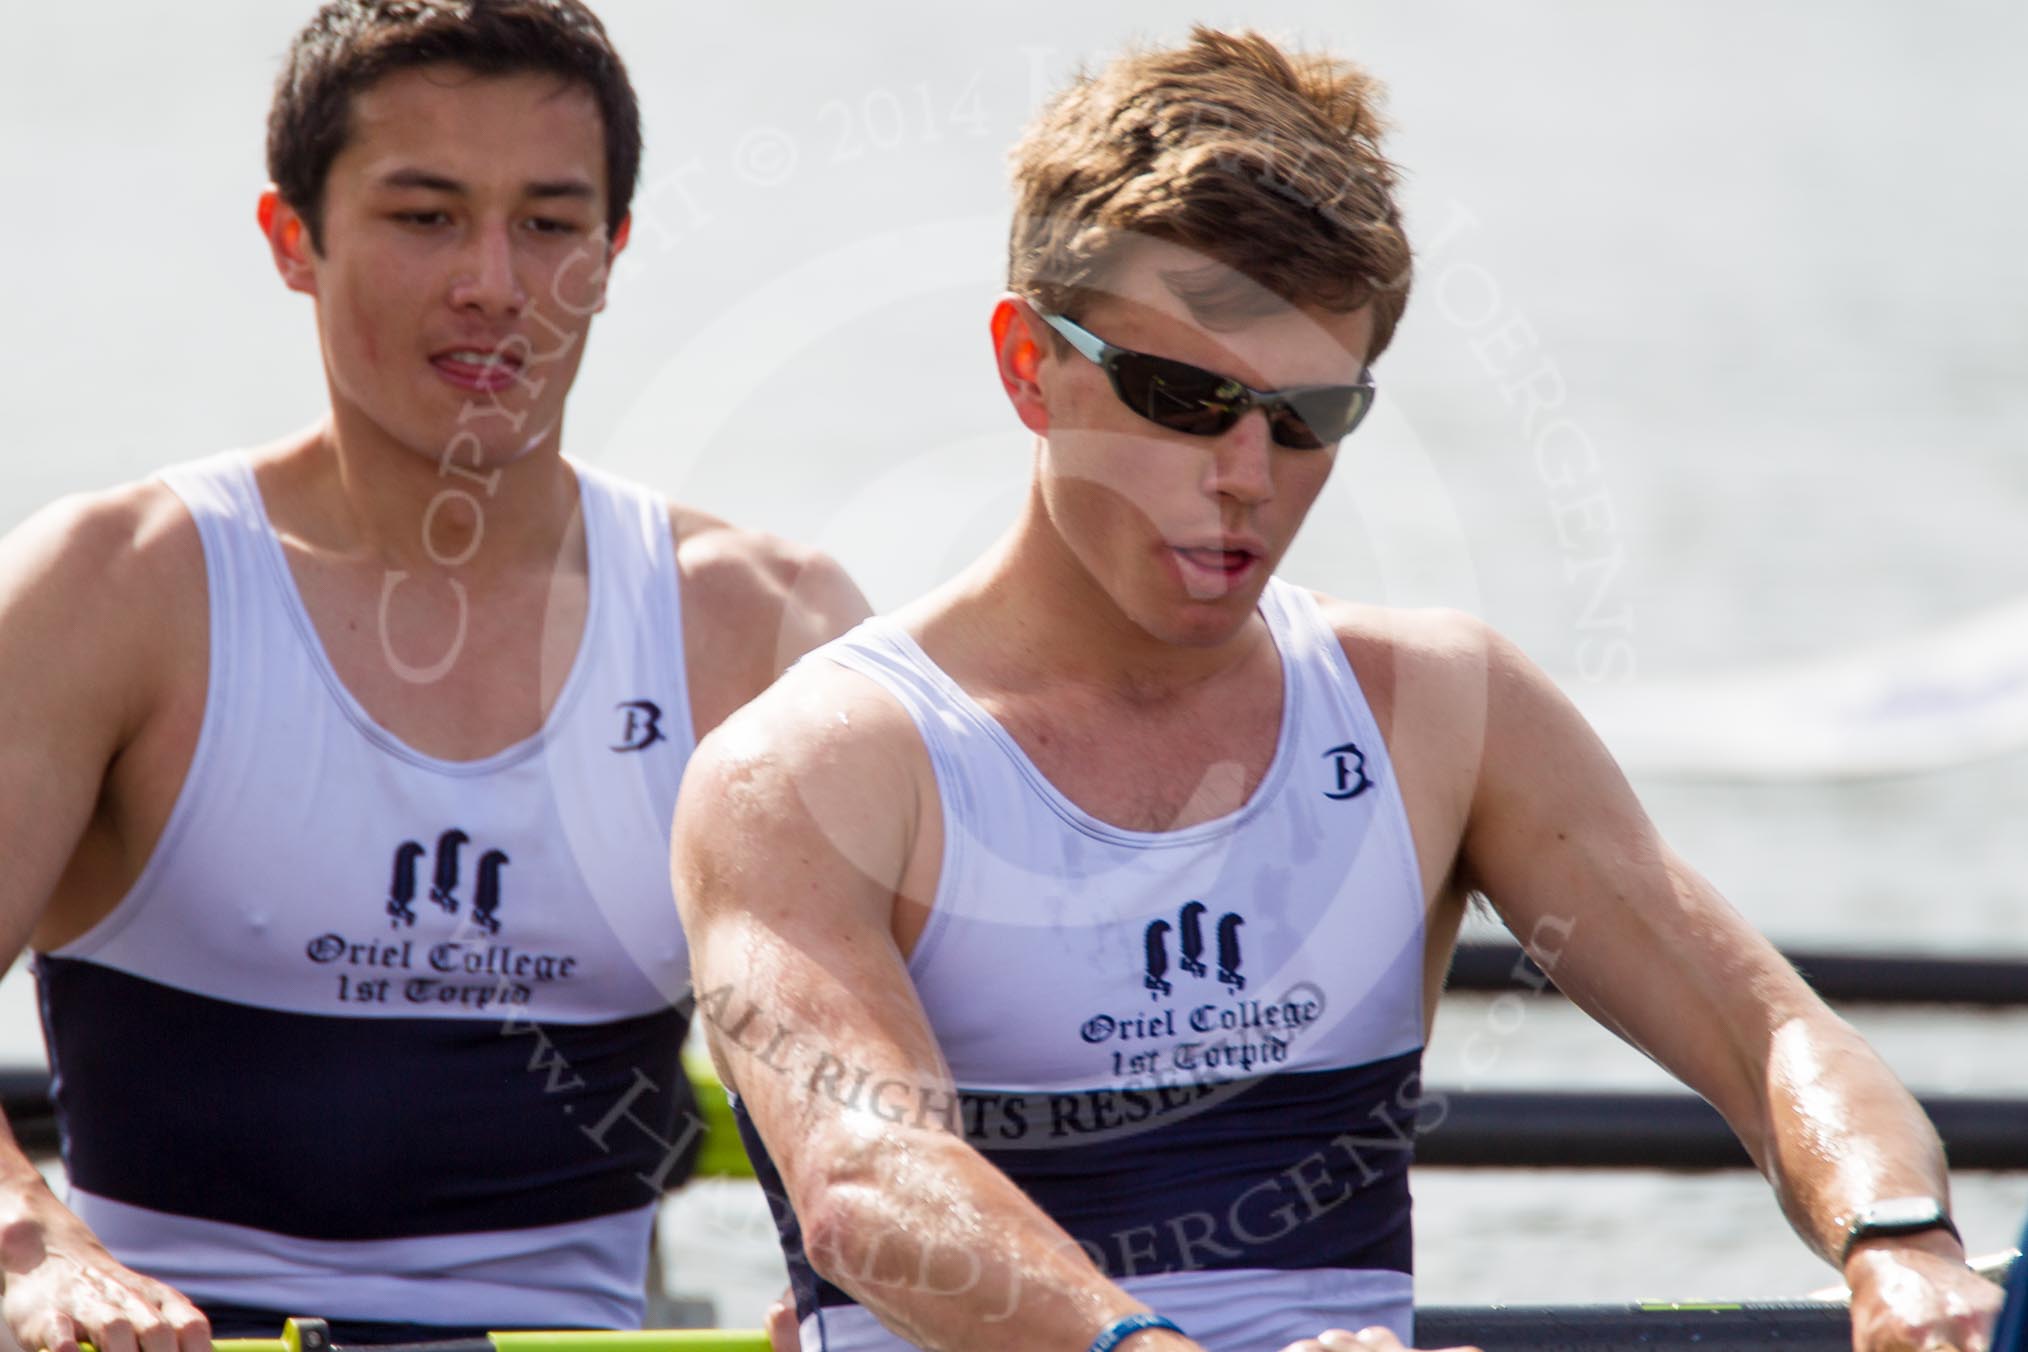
1039, 311, 1375, 450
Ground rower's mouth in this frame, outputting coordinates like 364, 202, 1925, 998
1177, 547, 1254, 573
1171, 540, 1265, 582
430, 346, 526, 393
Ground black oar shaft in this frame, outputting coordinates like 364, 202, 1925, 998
1417, 1303, 1849, 1352
1417, 1091, 2028, 1170
9, 1077, 2025, 1171
1447, 941, 2028, 1007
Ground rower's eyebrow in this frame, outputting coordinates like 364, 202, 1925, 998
379, 168, 464, 193
527, 178, 597, 202
377, 168, 597, 202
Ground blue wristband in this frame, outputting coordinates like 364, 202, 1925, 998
1090, 1313, 1185, 1352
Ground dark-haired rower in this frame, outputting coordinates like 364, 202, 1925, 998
0, 2, 865, 1347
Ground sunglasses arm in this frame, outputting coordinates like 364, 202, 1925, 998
1037, 311, 1115, 366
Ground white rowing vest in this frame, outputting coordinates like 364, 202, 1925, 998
737, 578, 1429, 1352
36, 450, 698, 1329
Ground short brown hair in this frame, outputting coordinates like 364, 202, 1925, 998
268, 0, 641, 251
1008, 27, 1412, 359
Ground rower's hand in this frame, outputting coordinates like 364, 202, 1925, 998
1845, 1237, 2002, 1352
0, 1200, 209, 1352
764, 1285, 796, 1352
1277, 1327, 1481, 1352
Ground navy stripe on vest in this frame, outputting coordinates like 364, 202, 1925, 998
731, 1105, 826, 1327
737, 1050, 1422, 1317
37, 956, 695, 1240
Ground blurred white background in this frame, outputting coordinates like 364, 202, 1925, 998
2, 0, 2023, 1315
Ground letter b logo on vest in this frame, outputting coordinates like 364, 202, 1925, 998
1142, 902, 1245, 1001
1322, 741, 1374, 800
612, 700, 667, 752
387, 828, 510, 935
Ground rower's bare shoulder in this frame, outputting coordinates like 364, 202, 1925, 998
1305, 593, 1498, 727
0, 479, 204, 721
693, 654, 928, 810
668, 504, 872, 731
678, 654, 932, 909
2, 476, 201, 600
1309, 589, 1624, 813
671, 505, 867, 639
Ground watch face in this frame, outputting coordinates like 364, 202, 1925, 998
1864, 1197, 1946, 1228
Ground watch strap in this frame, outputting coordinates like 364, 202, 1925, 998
1840, 1199, 1962, 1265
1090, 1314, 1185, 1352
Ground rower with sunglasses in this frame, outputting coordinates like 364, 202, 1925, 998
676, 27, 2002, 1352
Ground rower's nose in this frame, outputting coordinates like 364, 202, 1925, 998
448, 221, 529, 318
1203, 406, 1275, 507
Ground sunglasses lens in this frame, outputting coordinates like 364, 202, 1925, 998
1086, 322, 1374, 450
1108, 352, 1243, 437
1272, 385, 1372, 449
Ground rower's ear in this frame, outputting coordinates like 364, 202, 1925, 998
990, 295, 1051, 436
258, 188, 317, 298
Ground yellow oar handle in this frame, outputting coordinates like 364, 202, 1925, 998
75, 1333, 767, 1352
494, 1337, 768, 1352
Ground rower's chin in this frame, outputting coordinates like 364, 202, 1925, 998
1141, 589, 1267, 650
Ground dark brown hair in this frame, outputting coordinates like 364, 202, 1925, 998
267, 0, 641, 251
1009, 27, 1413, 358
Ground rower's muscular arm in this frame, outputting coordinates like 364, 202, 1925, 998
673, 669, 1200, 1352
0, 488, 212, 1352
1445, 618, 2000, 1350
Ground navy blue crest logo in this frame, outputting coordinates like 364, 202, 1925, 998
1143, 903, 1245, 1000
387, 829, 509, 934
1322, 741, 1374, 800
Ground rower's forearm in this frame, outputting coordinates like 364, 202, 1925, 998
0, 1114, 69, 1266
0, 1111, 56, 1196
798, 1134, 1193, 1352
1759, 1016, 1953, 1263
